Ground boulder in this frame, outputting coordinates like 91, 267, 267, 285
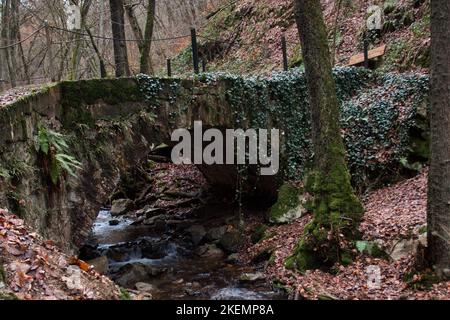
143, 214, 166, 226
205, 226, 227, 242
78, 242, 101, 261
0, 264, 6, 289
390, 233, 427, 261
62, 266, 83, 291
109, 219, 120, 226
110, 199, 133, 217
219, 230, 243, 253
268, 184, 307, 224
196, 244, 225, 259
87, 256, 109, 275
251, 225, 268, 244
187, 225, 206, 246
225, 253, 240, 264
114, 263, 167, 288
145, 207, 165, 218
135, 282, 157, 293
239, 272, 266, 282
140, 239, 169, 260
106, 247, 129, 262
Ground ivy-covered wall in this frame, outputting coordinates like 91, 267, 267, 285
0, 68, 429, 251
139, 67, 429, 192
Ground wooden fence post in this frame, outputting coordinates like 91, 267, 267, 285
167, 59, 172, 77
281, 35, 288, 71
191, 28, 199, 74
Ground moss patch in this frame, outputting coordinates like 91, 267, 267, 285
60, 78, 144, 129
268, 183, 304, 224
251, 224, 268, 244
0, 264, 6, 284
287, 158, 364, 272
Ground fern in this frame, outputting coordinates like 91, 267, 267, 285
35, 126, 82, 184
0, 165, 11, 180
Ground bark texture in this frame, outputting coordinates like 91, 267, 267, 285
109, 0, 131, 77
427, 0, 450, 279
140, 0, 156, 74
286, 0, 363, 271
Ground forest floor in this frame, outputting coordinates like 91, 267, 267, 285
0, 208, 122, 300
240, 169, 450, 300
2, 168, 449, 300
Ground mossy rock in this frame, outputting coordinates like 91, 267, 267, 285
355, 241, 389, 259
285, 241, 321, 272
0, 264, 5, 284
251, 224, 268, 244
0, 292, 18, 300
219, 230, 244, 253
268, 183, 306, 224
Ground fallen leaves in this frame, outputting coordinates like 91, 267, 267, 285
0, 86, 41, 108
0, 209, 121, 300
68, 257, 91, 272
240, 169, 450, 300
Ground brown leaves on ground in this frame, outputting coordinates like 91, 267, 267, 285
360, 169, 428, 248
240, 169, 450, 300
0, 86, 41, 108
0, 209, 121, 300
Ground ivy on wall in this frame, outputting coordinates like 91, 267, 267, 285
136, 67, 429, 190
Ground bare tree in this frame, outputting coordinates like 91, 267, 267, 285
140, 0, 155, 74
109, 0, 130, 77
124, 0, 155, 74
1, 0, 16, 87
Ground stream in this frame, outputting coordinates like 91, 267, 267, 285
88, 209, 286, 300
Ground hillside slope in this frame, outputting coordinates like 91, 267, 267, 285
172, 0, 430, 75
0, 209, 121, 300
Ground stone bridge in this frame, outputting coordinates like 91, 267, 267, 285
0, 69, 430, 252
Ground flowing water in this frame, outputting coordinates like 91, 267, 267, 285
90, 210, 286, 300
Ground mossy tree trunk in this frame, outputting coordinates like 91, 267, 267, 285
427, 0, 450, 279
287, 0, 363, 271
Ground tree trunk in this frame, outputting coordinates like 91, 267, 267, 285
86, 28, 107, 78
331, 0, 342, 65
12, 0, 30, 84
1, 0, 16, 87
286, 0, 363, 271
0, 0, 4, 85
109, 0, 131, 77
69, 0, 93, 80
427, 0, 450, 279
140, 0, 156, 74
8, 0, 18, 84
124, 0, 143, 50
